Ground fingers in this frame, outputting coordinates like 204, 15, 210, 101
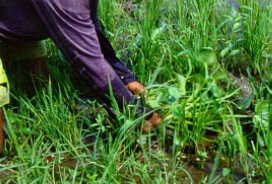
126, 81, 145, 95
126, 82, 163, 133
142, 113, 162, 133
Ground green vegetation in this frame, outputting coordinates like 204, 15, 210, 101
0, 0, 271, 183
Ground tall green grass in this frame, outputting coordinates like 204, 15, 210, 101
0, 0, 270, 183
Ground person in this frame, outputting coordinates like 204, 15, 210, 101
0, 0, 162, 154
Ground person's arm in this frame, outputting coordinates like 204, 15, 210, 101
90, 0, 137, 85
30, 0, 134, 109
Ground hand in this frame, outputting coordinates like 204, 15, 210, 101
126, 81, 145, 95
126, 81, 162, 132
143, 113, 162, 132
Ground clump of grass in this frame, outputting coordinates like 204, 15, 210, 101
0, 0, 270, 183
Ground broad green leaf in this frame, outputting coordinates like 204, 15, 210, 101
197, 47, 217, 66
19, 128, 32, 134
210, 83, 224, 98
239, 93, 253, 110
198, 151, 208, 158
175, 138, 184, 147
149, 99, 160, 108
255, 101, 269, 121
258, 136, 265, 147
176, 73, 186, 96
233, 22, 241, 31
220, 46, 231, 58
151, 26, 164, 40
230, 50, 240, 56
171, 105, 180, 119
105, 30, 114, 37
222, 168, 231, 177
168, 87, 181, 100
253, 101, 270, 128
212, 71, 228, 81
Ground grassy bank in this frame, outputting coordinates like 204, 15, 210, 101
0, 0, 271, 183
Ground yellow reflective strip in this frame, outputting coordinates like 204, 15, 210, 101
0, 74, 7, 84
0, 86, 9, 107
0, 58, 3, 74
0, 58, 8, 84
